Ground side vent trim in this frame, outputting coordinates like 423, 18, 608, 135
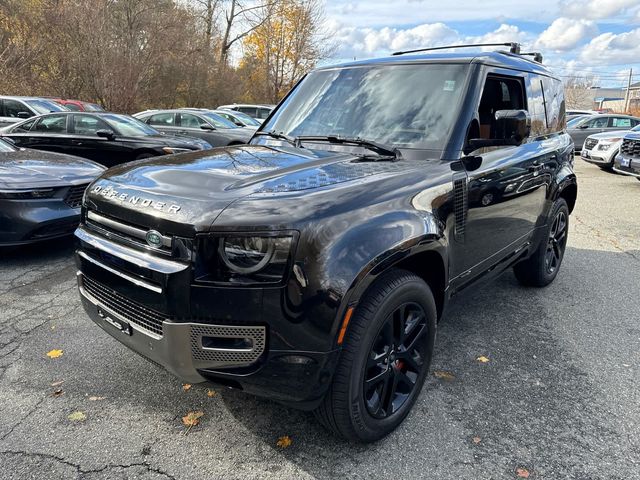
453, 174, 468, 242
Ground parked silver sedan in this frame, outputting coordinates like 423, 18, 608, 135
133, 109, 253, 147
567, 114, 640, 152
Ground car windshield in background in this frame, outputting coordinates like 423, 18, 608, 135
102, 114, 159, 136
0, 139, 16, 152
228, 111, 261, 126
263, 63, 469, 150
25, 99, 68, 114
84, 103, 104, 112
201, 112, 239, 129
567, 116, 586, 127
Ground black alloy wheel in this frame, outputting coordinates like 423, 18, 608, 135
544, 210, 567, 275
364, 302, 427, 419
314, 269, 437, 442
513, 197, 570, 287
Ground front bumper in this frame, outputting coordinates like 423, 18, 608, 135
613, 154, 640, 178
580, 148, 615, 165
0, 197, 81, 246
75, 224, 340, 409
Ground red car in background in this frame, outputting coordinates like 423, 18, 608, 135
51, 98, 105, 112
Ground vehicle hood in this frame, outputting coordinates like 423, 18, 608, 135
0, 148, 105, 189
624, 133, 640, 141
586, 130, 630, 141
85, 144, 420, 234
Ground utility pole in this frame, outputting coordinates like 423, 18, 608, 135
624, 68, 633, 113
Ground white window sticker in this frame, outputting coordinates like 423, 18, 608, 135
444, 80, 456, 91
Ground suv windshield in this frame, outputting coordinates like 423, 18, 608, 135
102, 114, 159, 136
25, 99, 67, 114
262, 63, 469, 150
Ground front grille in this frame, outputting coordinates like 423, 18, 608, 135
64, 184, 88, 208
584, 138, 598, 150
82, 275, 165, 336
621, 139, 640, 159
85, 210, 173, 254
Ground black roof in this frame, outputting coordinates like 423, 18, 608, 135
319, 51, 555, 79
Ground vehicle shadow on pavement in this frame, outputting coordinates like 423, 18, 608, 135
217, 246, 640, 479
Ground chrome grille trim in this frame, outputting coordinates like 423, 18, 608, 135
87, 211, 172, 248
77, 251, 162, 293
584, 138, 598, 150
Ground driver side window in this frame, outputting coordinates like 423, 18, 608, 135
33, 115, 67, 133
478, 76, 525, 139
73, 115, 112, 135
586, 117, 608, 128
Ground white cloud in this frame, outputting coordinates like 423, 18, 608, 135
560, 0, 640, 20
536, 18, 597, 51
326, 21, 531, 60
579, 28, 640, 65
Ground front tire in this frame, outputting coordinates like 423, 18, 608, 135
514, 198, 569, 287
314, 269, 437, 442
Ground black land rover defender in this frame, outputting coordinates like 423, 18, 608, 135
75, 43, 577, 442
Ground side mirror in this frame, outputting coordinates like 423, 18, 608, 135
466, 109, 531, 153
200, 123, 215, 131
234, 121, 244, 127
96, 129, 115, 140
17, 112, 31, 119
578, 124, 589, 129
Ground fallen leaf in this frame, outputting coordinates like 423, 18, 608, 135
68, 411, 86, 422
206, 389, 216, 398
52, 389, 64, 398
88, 396, 105, 401
276, 435, 292, 448
516, 467, 530, 478
433, 370, 455, 380
182, 384, 192, 392
476, 355, 490, 363
50, 380, 64, 387
472, 436, 481, 444
46, 349, 63, 359
182, 411, 204, 435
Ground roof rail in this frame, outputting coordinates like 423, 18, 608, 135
520, 52, 544, 63
392, 42, 521, 56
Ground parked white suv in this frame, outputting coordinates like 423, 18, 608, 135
581, 124, 640, 170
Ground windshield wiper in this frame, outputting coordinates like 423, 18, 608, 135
294, 135, 402, 161
254, 130, 299, 147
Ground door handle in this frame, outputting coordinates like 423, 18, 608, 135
71, 140, 83, 146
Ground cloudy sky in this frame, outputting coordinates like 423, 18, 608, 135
322, 0, 640, 87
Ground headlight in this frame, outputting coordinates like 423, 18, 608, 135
0, 188, 56, 199
599, 143, 612, 151
162, 147, 191, 154
195, 234, 296, 285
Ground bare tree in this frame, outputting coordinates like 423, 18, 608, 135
564, 76, 597, 110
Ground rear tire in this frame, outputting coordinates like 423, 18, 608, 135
514, 198, 569, 287
314, 269, 437, 442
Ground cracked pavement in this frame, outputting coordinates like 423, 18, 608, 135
0, 158, 639, 479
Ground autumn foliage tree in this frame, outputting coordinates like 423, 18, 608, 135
0, 0, 331, 112
240, 0, 331, 103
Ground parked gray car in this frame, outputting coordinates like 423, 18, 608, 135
134, 109, 252, 147
0, 96, 68, 128
567, 114, 640, 152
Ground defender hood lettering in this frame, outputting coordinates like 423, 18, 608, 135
87, 145, 417, 232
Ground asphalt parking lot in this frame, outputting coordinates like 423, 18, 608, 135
0, 158, 638, 480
